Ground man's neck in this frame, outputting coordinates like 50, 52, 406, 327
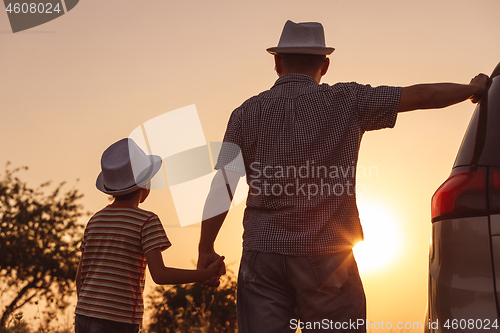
279, 71, 321, 83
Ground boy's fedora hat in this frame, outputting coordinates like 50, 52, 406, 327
267, 20, 334, 55
96, 138, 162, 195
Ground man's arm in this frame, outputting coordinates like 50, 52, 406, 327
397, 74, 489, 112
197, 169, 240, 284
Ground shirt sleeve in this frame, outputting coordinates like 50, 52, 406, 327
79, 237, 86, 253
355, 84, 402, 132
214, 108, 246, 176
141, 214, 172, 254
79, 220, 91, 253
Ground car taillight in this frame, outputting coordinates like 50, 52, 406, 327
431, 166, 488, 222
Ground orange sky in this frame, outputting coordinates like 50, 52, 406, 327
2, 0, 500, 331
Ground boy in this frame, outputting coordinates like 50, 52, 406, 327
75, 138, 224, 333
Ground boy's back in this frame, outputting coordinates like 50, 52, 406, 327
76, 204, 170, 324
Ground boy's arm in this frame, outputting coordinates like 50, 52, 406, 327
146, 248, 224, 285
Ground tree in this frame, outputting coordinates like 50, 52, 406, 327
148, 269, 237, 333
0, 164, 85, 329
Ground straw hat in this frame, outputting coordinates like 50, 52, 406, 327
96, 138, 162, 195
267, 20, 335, 55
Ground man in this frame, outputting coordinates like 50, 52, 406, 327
197, 20, 489, 332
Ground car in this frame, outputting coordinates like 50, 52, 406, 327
426, 61, 500, 332
424, 63, 500, 332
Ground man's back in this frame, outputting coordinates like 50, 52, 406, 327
216, 73, 401, 255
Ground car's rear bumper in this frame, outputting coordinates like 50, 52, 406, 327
426, 216, 498, 332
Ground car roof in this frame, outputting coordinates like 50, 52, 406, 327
454, 62, 500, 168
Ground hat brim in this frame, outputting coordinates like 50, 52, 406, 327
96, 155, 163, 195
267, 46, 335, 55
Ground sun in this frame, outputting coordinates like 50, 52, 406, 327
353, 200, 401, 273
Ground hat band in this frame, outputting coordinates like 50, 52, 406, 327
103, 182, 137, 192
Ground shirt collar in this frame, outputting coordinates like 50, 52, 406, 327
272, 73, 319, 88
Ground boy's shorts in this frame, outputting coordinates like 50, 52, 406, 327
75, 314, 139, 333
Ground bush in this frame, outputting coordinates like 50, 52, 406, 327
147, 270, 237, 333
0, 164, 85, 330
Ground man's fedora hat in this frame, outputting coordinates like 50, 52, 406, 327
96, 138, 162, 195
267, 20, 334, 55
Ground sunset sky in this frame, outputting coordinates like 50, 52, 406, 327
2, 0, 500, 331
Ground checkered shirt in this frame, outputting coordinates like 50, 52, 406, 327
215, 74, 401, 255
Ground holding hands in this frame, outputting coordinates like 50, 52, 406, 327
198, 251, 226, 287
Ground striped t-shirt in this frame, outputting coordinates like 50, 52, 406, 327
75, 204, 171, 324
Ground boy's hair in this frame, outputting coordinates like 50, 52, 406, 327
278, 53, 327, 73
112, 188, 141, 201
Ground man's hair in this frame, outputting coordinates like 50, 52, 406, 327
277, 53, 326, 73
